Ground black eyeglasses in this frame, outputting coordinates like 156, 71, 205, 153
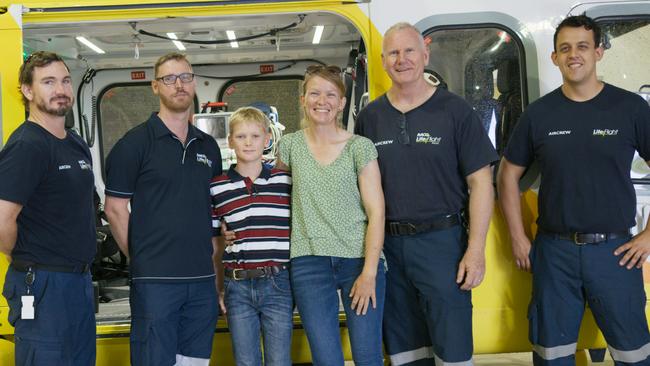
305, 64, 342, 76
397, 114, 410, 145
156, 72, 194, 86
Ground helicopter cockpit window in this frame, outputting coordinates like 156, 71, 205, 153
422, 26, 526, 156
597, 18, 650, 188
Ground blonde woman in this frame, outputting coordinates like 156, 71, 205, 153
277, 65, 385, 366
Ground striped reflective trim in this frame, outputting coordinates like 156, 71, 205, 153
533, 342, 577, 360
175, 354, 209, 366
609, 342, 650, 363
434, 354, 474, 366
389, 346, 434, 365
389, 347, 473, 366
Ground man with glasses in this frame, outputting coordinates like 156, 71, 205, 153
104, 52, 222, 365
355, 23, 497, 365
0, 51, 96, 366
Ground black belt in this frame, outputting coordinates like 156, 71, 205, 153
539, 229, 630, 245
11, 259, 91, 273
386, 214, 461, 236
225, 264, 289, 281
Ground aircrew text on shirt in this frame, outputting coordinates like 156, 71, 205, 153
547, 129, 619, 137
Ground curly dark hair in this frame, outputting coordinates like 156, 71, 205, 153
553, 14, 602, 51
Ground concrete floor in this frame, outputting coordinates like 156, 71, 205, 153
341, 352, 615, 365
474, 352, 614, 365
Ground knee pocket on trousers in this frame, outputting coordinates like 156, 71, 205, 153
16, 335, 66, 366
130, 319, 153, 366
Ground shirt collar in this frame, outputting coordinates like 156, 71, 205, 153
226, 163, 272, 182
149, 112, 204, 141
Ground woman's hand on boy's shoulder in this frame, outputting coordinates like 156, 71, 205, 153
221, 222, 236, 245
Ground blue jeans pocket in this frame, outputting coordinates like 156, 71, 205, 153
270, 270, 292, 294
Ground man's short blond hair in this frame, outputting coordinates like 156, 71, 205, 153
229, 106, 270, 134
382, 22, 427, 54
154, 52, 192, 77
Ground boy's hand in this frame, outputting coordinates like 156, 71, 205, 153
220, 222, 236, 245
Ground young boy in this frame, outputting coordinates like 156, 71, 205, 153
210, 106, 293, 366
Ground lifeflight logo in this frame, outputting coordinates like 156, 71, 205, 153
593, 129, 619, 137
416, 132, 442, 145
196, 153, 213, 168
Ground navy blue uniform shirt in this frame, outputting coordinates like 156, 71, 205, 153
505, 83, 650, 233
356, 89, 498, 222
105, 113, 222, 281
0, 121, 96, 266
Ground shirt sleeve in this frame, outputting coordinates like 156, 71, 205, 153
352, 136, 378, 175
277, 132, 294, 169
0, 140, 48, 205
104, 135, 142, 199
209, 137, 223, 179
633, 97, 650, 161
209, 179, 223, 236
503, 111, 535, 168
354, 109, 367, 136
457, 106, 499, 176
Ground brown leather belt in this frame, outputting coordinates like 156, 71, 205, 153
225, 264, 289, 281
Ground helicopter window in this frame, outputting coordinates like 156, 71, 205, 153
219, 77, 303, 134
422, 26, 526, 156
597, 18, 650, 187
97, 83, 198, 169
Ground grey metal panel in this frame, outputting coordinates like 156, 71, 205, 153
573, 2, 650, 18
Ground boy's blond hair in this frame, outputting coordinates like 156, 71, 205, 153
229, 106, 270, 134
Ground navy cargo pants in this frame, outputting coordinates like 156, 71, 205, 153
383, 225, 473, 366
2, 266, 96, 366
529, 233, 650, 365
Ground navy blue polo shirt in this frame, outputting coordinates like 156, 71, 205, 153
105, 113, 222, 281
0, 121, 96, 266
356, 89, 498, 222
505, 83, 650, 233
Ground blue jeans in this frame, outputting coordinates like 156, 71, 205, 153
2, 267, 96, 366
129, 279, 218, 366
291, 256, 386, 366
224, 269, 294, 366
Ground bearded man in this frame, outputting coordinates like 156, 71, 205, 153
105, 53, 222, 366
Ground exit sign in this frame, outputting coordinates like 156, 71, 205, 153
131, 71, 146, 80
259, 65, 274, 74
